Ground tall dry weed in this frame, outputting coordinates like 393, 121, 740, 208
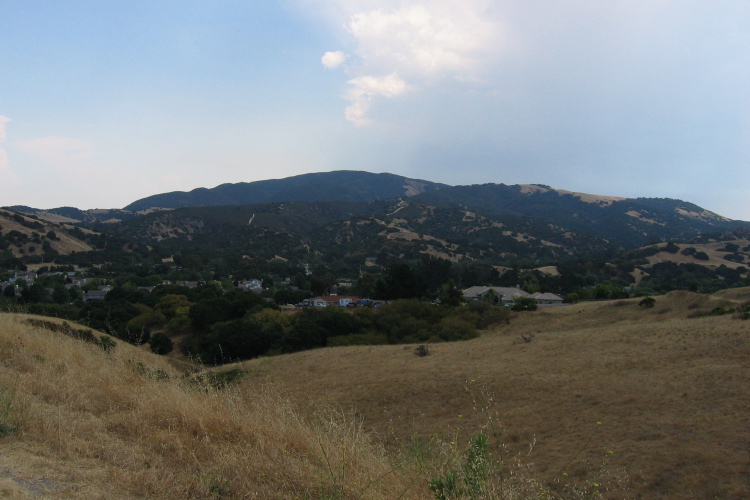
0, 314, 426, 499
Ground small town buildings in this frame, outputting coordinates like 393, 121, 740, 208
530, 292, 565, 305
463, 286, 565, 307
301, 295, 360, 307
237, 279, 263, 293
82, 290, 109, 302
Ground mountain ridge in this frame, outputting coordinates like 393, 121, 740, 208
6, 170, 750, 251
122, 170, 448, 212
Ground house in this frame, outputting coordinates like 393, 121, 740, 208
302, 297, 328, 307
237, 279, 263, 293
82, 290, 109, 302
463, 286, 566, 307
301, 295, 360, 307
68, 277, 103, 288
463, 286, 532, 306
530, 292, 565, 306
9, 272, 37, 286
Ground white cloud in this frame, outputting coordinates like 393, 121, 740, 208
318, 1, 499, 124
344, 72, 409, 126
347, 3, 496, 77
346, 73, 409, 99
344, 98, 372, 127
322, 50, 347, 69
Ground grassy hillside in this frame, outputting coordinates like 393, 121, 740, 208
3, 290, 749, 498
0, 314, 423, 499
235, 289, 750, 499
643, 239, 749, 271
0, 209, 95, 258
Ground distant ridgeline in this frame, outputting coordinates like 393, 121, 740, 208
2, 171, 749, 304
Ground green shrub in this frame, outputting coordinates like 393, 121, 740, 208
429, 432, 490, 499
511, 297, 537, 311
639, 297, 656, 308
693, 251, 709, 261
149, 332, 174, 355
98, 335, 116, 352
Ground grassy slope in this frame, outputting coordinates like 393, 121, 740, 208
237, 290, 750, 499
0, 209, 94, 257
0, 314, 422, 499
645, 240, 750, 271
2, 290, 749, 499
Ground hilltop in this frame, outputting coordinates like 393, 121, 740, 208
122, 171, 448, 212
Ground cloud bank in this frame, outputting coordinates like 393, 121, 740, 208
321, 0, 498, 124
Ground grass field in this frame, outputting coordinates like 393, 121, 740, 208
236, 290, 750, 499
1, 289, 749, 498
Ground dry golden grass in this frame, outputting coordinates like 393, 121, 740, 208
3, 289, 750, 498
236, 289, 750, 499
0, 209, 94, 257
645, 239, 750, 272
0, 314, 425, 499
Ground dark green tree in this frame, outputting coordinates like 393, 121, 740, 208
149, 333, 174, 355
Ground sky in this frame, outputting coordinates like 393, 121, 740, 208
1, 1, 749, 220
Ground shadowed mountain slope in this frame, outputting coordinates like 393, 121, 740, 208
414, 183, 750, 247
123, 171, 447, 212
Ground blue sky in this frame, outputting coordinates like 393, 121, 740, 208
1, 1, 749, 220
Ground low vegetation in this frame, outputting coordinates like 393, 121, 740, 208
0, 313, 425, 499
1, 312, 626, 499
235, 288, 750, 499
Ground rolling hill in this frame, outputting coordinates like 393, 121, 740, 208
229, 288, 750, 499
414, 183, 750, 248
0, 209, 97, 263
0, 313, 422, 499
3, 289, 748, 498
123, 171, 447, 212
8, 171, 750, 256
109, 198, 618, 272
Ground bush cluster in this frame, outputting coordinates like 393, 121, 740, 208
184, 300, 509, 365
24, 318, 116, 352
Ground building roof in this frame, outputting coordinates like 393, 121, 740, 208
462, 286, 531, 299
531, 292, 564, 301
314, 295, 360, 302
